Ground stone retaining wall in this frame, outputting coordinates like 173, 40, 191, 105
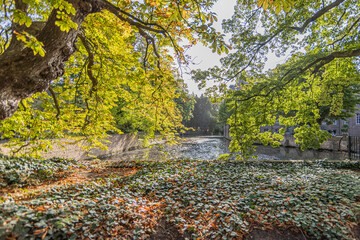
223, 131, 348, 152
280, 136, 348, 151
0, 134, 139, 160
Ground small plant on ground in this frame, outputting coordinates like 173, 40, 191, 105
0, 154, 77, 188
0, 159, 359, 239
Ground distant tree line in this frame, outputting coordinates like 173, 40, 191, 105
176, 94, 225, 136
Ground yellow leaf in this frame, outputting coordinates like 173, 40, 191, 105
263, 0, 268, 10
257, 0, 264, 8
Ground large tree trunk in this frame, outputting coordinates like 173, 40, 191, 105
0, 0, 102, 120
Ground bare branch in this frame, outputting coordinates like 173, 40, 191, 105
137, 28, 161, 69
143, 39, 150, 70
290, 0, 346, 33
78, 32, 103, 130
11, 140, 33, 155
336, 9, 346, 26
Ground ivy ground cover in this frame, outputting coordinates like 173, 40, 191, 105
1, 158, 360, 239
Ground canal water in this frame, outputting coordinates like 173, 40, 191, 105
108, 136, 347, 162
105, 136, 347, 161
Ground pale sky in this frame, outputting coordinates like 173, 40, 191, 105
184, 0, 287, 95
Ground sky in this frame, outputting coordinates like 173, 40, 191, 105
183, 0, 288, 95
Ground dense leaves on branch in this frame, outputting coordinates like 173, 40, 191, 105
193, 0, 360, 158
0, 0, 232, 156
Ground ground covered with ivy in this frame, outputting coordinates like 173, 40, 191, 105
1, 155, 360, 239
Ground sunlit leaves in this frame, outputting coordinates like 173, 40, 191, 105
12, 9, 32, 27
256, 0, 294, 13
14, 31, 46, 56
225, 57, 360, 156
55, 11, 78, 32
242, 0, 295, 13
199, 0, 360, 156
1, 0, 232, 154
50, 0, 76, 15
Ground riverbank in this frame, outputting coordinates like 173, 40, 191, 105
224, 135, 349, 152
0, 135, 350, 162
0, 134, 139, 160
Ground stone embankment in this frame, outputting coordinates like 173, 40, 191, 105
0, 134, 139, 160
224, 125, 348, 152
281, 136, 348, 151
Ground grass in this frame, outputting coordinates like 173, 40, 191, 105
0, 156, 359, 239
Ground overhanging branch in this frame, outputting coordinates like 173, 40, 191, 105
290, 0, 346, 33
78, 33, 98, 96
236, 48, 360, 102
311, 48, 360, 74
330, 17, 360, 46
100, 0, 166, 34
229, 0, 348, 79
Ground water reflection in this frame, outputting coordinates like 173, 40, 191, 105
107, 136, 347, 162
108, 136, 230, 162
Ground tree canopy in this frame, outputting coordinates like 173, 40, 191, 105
0, 0, 234, 156
2, 0, 359, 158
193, 0, 360, 158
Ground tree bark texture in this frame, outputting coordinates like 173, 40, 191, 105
0, 0, 103, 120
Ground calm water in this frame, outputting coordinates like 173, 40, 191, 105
107, 136, 347, 162
254, 144, 347, 160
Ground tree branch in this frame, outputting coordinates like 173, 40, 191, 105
290, 0, 345, 33
14, 0, 28, 12
99, 0, 170, 69
78, 32, 102, 130
78, 33, 98, 96
143, 39, 150, 70
330, 17, 360, 46
311, 48, 360, 74
48, 86, 61, 119
230, 0, 347, 79
100, 0, 166, 34
231, 27, 285, 79
20, 100, 26, 111
0, 0, 189, 120
236, 48, 360, 103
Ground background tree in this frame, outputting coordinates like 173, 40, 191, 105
218, 99, 232, 125
186, 95, 220, 135
174, 89, 196, 125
